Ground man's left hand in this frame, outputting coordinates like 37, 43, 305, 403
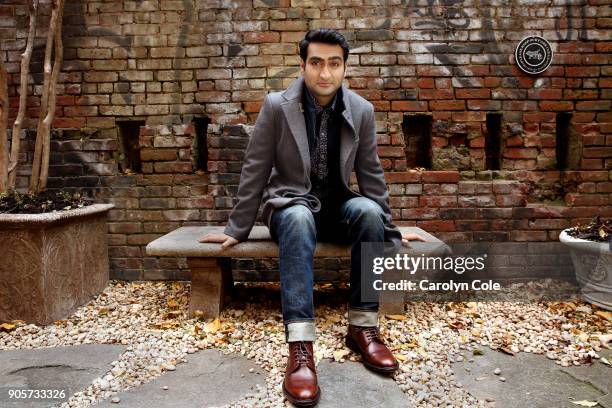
402, 232, 426, 247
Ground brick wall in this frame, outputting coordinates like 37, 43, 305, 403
1, 0, 611, 280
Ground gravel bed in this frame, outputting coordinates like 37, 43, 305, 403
1, 280, 610, 407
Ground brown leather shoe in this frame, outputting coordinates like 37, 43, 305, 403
283, 341, 320, 407
346, 325, 399, 375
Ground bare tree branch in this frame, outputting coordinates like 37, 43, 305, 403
8, 0, 39, 190
38, 0, 64, 191
0, 59, 8, 193
30, 0, 63, 192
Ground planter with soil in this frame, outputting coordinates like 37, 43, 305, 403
0, 192, 113, 325
560, 217, 612, 311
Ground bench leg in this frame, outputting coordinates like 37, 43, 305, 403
187, 257, 233, 319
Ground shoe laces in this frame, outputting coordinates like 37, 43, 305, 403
292, 342, 312, 367
359, 326, 382, 344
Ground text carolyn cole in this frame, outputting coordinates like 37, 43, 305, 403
372, 279, 502, 292
372, 254, 486, 275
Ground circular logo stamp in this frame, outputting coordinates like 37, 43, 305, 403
515, 36, 553, 75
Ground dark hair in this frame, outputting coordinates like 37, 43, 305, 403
299, 29, 350, 63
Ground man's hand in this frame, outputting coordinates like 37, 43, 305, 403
198, 232, 239, 250
401, 232, 426, 247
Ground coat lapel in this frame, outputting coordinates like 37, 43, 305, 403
340, 100, 358, 184
281, 77, 311, 175
280, 76, 359, 186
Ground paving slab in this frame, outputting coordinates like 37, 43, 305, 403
316, 360, 410, 408
0, 344, 127, 408
96, 349, 265, 408
452, 347, 612, 408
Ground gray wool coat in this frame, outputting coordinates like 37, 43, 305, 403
223, 76, 402, 250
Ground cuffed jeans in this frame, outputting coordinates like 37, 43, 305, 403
269, 196, 386, 342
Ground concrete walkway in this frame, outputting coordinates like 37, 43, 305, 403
452, 348, 612, 408
0, 344, 126, 408
1, 344, 610, 407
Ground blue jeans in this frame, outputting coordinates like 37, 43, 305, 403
270, 196, 386, 342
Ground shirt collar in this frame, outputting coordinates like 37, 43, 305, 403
304, 83, 338, 114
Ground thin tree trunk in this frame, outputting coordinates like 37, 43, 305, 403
8, 0, 39, 190
37, 0, 64, 191
0, 59, 9, 194
30, 0, 63, 193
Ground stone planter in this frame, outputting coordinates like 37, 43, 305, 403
0, 204, 114, 325
559, 229, 612, 311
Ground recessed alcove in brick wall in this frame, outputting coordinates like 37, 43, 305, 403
4, 122, 611, 280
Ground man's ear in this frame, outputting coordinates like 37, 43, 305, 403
300, 60, 305, 75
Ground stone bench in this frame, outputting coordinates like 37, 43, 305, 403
146, 226, 449, 318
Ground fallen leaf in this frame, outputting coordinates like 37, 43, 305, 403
333, 349, 350, 362
571, 400, 599, 407
167, 298, 179, 309
417, 348, 429, 359
386, 314, 407, 321
594, 311, 611, 321
153, 321, 180, 330
561, 302, 577, 311
600, 357, 611, 367
500, 347, 516, 356
163, 311, 182, 319
98, 307, 109, 316
449, 321, 467, 330
204, 318, 221, 334
0, 323, 16, 332
473, 349, 484, 356
327, 315, 341, 323
570, 327, 582, 335
395, 354, 407, 362
403, 340, 419, 349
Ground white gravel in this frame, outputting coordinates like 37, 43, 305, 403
1, 280, 610, 407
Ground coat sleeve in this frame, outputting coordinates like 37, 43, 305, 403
224, 94, 276, 241
354, 103, 395, 226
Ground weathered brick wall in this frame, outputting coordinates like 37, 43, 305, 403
1, 0, 611, 280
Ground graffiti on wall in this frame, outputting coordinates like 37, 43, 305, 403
555, 2, 588, 41
406, 0, 470, 32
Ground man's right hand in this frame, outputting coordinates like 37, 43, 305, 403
198, 232, 239, 250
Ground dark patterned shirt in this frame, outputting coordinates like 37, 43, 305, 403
302, 85, 349, 207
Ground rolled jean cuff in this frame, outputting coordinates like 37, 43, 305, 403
348, 309, 378, 327
286, 321, 316, 342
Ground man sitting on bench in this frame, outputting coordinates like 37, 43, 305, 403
201, 29, 424, 407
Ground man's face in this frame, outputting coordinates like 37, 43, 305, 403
300, 42, 346, 105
